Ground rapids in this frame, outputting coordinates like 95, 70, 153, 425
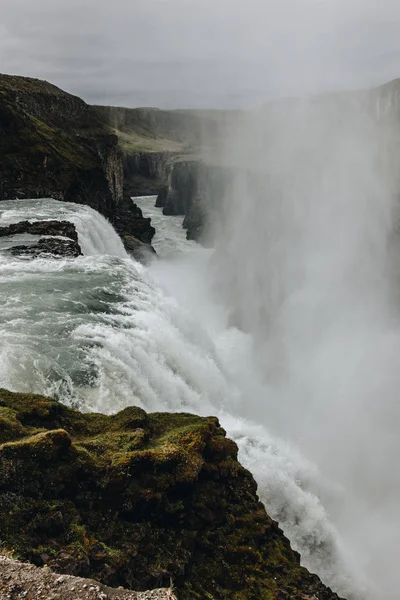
0, 196, 370, 599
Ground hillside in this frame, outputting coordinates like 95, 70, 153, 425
0, 74, 123, 219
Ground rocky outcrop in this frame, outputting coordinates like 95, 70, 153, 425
93, 104, 241, 199
93, 105, 197, 197
0, 74, 236, 247
0, 74, 123, 221
161, 161, 199, 216
155, 187, 168, 208
0, 219, 83, 258
113, 196, 155, 246
0, 389, 344, 600
8, 237, 82, 258
0, 220, 78, 241
123, 152, 177, 197
156, 161, 231, 244
0, 75, 162, 256
122, 234, 156, 265
0, 555, 176, 600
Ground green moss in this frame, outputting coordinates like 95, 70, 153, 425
0, 389, 341, 599
114, 129, 185, 153
0, 76, 119, 209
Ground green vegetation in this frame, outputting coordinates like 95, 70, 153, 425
0, 74, 67, 96
0, 74, 119, 214
113, 128, 185, 154
0, 389, 340, 599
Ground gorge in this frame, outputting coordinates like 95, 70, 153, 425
2, 72, 400, 599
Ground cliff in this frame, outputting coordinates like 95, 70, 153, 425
156, 161, 232, 244
0, 389, 344, 600
154, 78, 400, 245
0, 74, 157, 251
122, 151, 178, 196
0, 74, 123, 220
0, 73, 239, 245
93, 105, 240, 198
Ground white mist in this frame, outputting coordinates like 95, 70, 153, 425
205, 92, 400, 598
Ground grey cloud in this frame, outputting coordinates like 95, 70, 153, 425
1, 0, 400, 108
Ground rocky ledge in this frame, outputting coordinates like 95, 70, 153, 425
0, 555, 176, 600
0, 220, 78, 241
8, 237, 82, 258
0, 220, 82, 258
0, 389, 344, 600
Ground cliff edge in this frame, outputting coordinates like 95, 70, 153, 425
0, 74, 123, 220
0, 389, 344, 600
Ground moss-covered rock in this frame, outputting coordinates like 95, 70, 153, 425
0, 389, 344, 599
0, 74, 122, 219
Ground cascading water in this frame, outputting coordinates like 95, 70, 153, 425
0, 190, 386, 599
198, 95, 400, 599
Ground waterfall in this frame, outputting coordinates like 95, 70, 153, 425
0, 198, 127, 257
0, 195, 377, 599
206, 94, 400, 599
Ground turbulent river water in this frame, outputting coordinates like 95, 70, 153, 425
0, 196, 384, 600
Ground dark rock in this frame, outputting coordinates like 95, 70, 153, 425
162, 161, 199, 217
0, 389, 345, 600
113, 196, 155, 245
122, 152, 176, 197
0, 220, 78, 241
155, 186, 168, 208
161, 160, 232, 244
9, 237, 82, 258
122, 234, 156, 265
0, 74, 123, 220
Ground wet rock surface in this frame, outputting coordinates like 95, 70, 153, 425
0, 390, 345, 600
112, 196, 156, 261
0, 220, 82, 258
113, 197, 155, 245
0, 220, 78, 241
8, 237, 82, 258
122, 234, 156, 265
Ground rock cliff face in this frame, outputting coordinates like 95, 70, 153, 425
123, 152, 177, 197
0, 74, 240, 248
113, 196, 156, 260
156, 79, 400, 247
0, 74, 123, 220
93, 104, 241, 200
93, 105, 201, 198
156, 161, 231, 244
0, 389, 345, 600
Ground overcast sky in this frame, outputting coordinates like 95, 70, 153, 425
1, 0, 400, 108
